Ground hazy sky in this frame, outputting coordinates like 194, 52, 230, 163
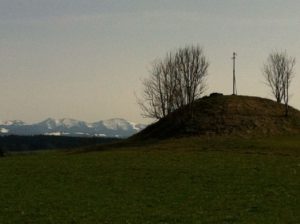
1, 0, 300, 123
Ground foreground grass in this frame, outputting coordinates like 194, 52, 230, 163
0, 136, 300, 223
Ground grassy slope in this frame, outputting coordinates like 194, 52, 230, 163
134, 95, 300, 140
0, 136, 300, 223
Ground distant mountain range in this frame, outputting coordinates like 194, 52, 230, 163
0, 118, 146, 138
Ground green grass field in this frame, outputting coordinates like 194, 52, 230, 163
0, 136, 300, 223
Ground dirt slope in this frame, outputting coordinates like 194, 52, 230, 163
133, 94, 300, 140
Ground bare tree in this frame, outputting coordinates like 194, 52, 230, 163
174, 46, 209, 108
138, 56, 177, 119
263, 51, 295, 116
138, 45, 209, 119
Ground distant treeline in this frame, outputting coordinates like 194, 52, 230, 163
0, 135, 118, 153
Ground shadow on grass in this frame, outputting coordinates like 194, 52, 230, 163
73, 134, 300, 158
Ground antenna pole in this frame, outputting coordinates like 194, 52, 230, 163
232, 52, 237, 95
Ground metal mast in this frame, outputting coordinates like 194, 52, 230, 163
232, 52, 237, 95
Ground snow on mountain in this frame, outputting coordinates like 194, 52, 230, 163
59, 118, 87, 128
94, 133, 107, 137
0, 128, 9, 133
0, 118, 146, 138
0, 120, 26, 126
129, 122, 147, 131
38, 118, 60, 129
38, 118, 87, 129
101, 118, 133, 130
44, 132, 63, 136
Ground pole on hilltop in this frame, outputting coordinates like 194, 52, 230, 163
232, 52, 237, 95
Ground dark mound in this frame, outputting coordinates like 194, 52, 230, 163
132, 95, 300, 140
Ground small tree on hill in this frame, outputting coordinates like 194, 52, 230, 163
138, 45, 209, 119
263, 51, 296, 116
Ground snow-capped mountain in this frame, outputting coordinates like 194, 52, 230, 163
38, 118, 88, 130
0, 120, 26, 126
0, 118, 146, 138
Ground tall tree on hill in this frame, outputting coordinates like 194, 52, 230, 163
138, 45, 209, 119
263, 51, 296, 116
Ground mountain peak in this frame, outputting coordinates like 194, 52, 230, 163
39, 118, 61, 129
0, 117, 146, 138
101, 118, 131, 130
59, 118, 84, 127
0, 120, 26, 126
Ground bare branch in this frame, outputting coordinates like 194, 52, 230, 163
138, 45, 209, 119
263, 51, 296, 116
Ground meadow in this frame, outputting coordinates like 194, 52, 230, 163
0, 135, 299, 223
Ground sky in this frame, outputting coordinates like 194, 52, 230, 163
1, 0, 300, 124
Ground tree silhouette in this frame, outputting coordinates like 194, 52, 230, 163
139, 45, 209, 119
263, 51, 295, 116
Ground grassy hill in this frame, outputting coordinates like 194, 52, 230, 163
133, 94, 300, 140
0, 135, 300, 223
1, 95, 300, 223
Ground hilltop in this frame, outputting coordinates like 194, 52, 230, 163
133, 94, 300, 140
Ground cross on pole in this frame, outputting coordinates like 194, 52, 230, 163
232, 52, 237, 95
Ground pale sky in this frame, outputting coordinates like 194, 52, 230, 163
1, 0, 300, 124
